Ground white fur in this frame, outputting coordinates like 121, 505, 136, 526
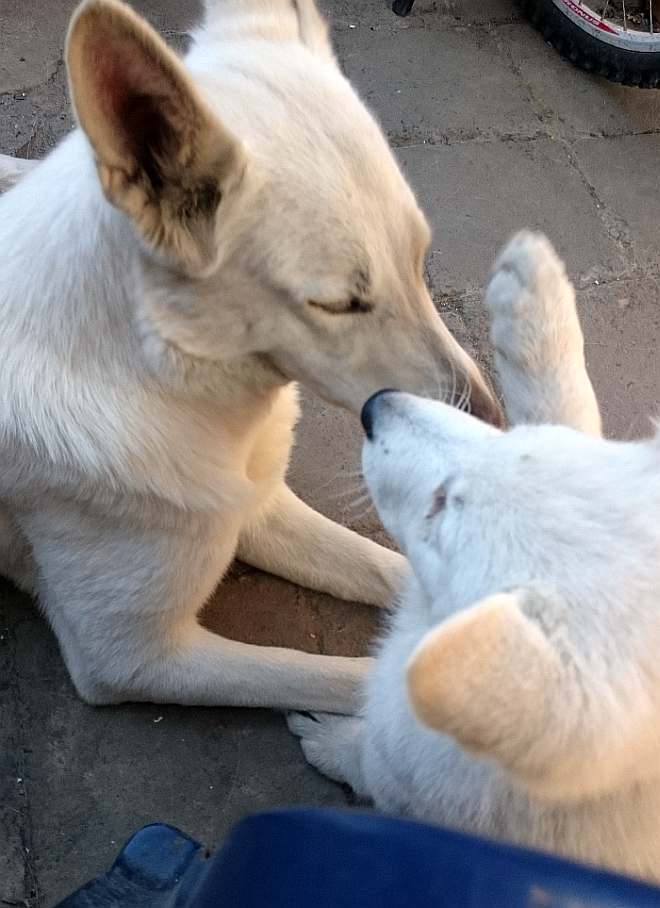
0, 154, 37, 193
289, 232, 660, 881
0, 0, 502, 715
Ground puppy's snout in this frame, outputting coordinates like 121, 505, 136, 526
361, 388, 399, 439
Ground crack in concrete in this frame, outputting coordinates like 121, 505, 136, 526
432, 259, 660, 311
331, 13, 522, 33
388, 127, 549, 148
388, 124, 660, 149
492, 21, 637, 268
0, 55, 70, 160
558, 139, 633, 252
0, 57, 65, 106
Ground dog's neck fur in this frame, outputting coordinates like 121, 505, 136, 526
0, 129, 281, 512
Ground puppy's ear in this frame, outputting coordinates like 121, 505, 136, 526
406, 589, 644, 802
408, 592, 563, 780
66, 0, 246, 274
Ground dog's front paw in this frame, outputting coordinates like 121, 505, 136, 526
376, 549, 409, 609
287, 711, 364, 787
487, 231, 581, 375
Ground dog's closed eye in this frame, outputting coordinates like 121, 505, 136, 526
308, 297, 373, 315
427, 483, 448, 519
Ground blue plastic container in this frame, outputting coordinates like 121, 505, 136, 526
56, 808, 660, 907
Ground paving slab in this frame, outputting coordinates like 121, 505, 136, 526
318, 0, 519, 30
574, 134, 660, 270
334, 21, 540, 144
500, 22, 660, 140
578, 275, 660, 440
398, 137, 623, 295
0, 2, 73, 96
0, 0, 200, 95
0, 595, 36, 906
0, 64, 71, 160
5, 579, 358, 907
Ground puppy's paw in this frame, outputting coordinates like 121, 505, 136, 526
487, 231, 581, 374
287, 711, 363, 785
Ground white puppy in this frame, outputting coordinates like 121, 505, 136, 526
0, 0, 502, 716
289, 232, 660, 882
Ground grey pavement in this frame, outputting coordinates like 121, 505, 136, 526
1, 1, 660, 904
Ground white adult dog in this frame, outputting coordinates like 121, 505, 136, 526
289, 232, 660, 882
0, 0, 503, 715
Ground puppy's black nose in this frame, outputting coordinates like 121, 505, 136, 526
361, 389, 398, 439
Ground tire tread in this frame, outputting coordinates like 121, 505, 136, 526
520, 0, 660, 88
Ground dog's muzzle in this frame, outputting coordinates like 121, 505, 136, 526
361, 386, 505, 437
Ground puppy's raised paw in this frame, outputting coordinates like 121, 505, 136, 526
487, 231, 581, 377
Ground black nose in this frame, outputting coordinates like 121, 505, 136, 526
361, 389, 399, 440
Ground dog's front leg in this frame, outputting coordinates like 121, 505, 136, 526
112, 627, 371, 715
80, 623, 371, 715
237, 483, 408, 608
24, 504, 371, 715
486, 232, 602, 436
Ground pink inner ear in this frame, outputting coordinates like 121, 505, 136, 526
81, 31, 177, 181
84, 35, 136, 128
84, 29, 175, 123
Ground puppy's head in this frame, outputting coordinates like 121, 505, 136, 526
362, 390, 660, 802
64, 0, 501, 422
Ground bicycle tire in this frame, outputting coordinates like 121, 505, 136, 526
521, 0, 660, 88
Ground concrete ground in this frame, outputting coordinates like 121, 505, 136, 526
1, 0, 660, 903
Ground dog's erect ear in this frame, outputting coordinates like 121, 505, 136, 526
293, 0, 336, 62
203, 0, 335, 62
66, 0, 246, 274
